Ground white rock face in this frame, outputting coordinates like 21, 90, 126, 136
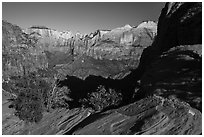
123, 24, 132, 29
120, 31, 134, 45
99, 30, 110, 37
24, 28, 73, 40
137, 21, 157, 29
22, 21, 157, 60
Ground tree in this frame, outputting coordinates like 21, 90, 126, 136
9, 72, 48, 123
10, 88, 43, 123
80, 85, 123, 111
48, 86, 73, 109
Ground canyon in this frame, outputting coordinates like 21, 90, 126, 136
2, 2, 202, 135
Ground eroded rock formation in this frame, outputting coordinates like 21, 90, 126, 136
2, 96, 201, 135
138, 2, 202, 72
72, 96, 202, 135
138, 2, 202, 111
2, 2, 202, 135
2, 19, 157, 82
24, 21, 157, 60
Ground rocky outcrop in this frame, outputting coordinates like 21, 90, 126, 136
141, 44, 202, 111
72, 96, 202, 135
24, 26, 73, 53
2, 96, 202, 135
2, 2, 202, 135
88, 22, 157, 60
138, 2, 202, 111
2, 20, 157, 97
24, 22, 157, 61
52, 22, 157, 79
157, 2, 202, 50
2, 20, 47, 82
2, 20, 157, 82
2, 21, 50, 84
2, 107, 93, 135
139, 2, 202, 72
2, 20, 23, 48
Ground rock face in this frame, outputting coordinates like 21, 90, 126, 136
24, 22, 157, 61
52, 22, 157, 79
24, 26, 74, 54
2, 2, 202, 135
2, 20, 48, 82
139, 2, 202, 111
157, 2, 202, 50
89, 22, 157, 60
2, 106, 93, 135
2, 20, 157, 82
141, 44, 202, 111
139, 2, 202, 70
72, 96, 202, 135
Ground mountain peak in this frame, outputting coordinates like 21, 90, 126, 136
124, 24, 132, 29
137, 21, 157, 28
30, 25, 49, 29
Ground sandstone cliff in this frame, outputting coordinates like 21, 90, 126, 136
2, 2, 202, 135
139, 2, 202, 111
23, 21, 157, 61
2, 20, 157, 81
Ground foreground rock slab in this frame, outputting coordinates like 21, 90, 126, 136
2, 107, 93, 135
2, 96, 201, 135
72, 96, 201, 135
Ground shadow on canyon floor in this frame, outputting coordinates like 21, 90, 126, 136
57, 67, 145, 109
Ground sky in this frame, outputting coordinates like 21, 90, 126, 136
2, 2, 165, 34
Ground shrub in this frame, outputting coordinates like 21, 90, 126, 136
10, 87, 44, 123
48, 86, 73, 109
81, 85, 123, 111
9, 72, 51, 123
9, 70, 73, 122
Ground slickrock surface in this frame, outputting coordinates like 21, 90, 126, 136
2, 96, 202, 135
2, 104, 93, 135
72, 96, 202, 135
